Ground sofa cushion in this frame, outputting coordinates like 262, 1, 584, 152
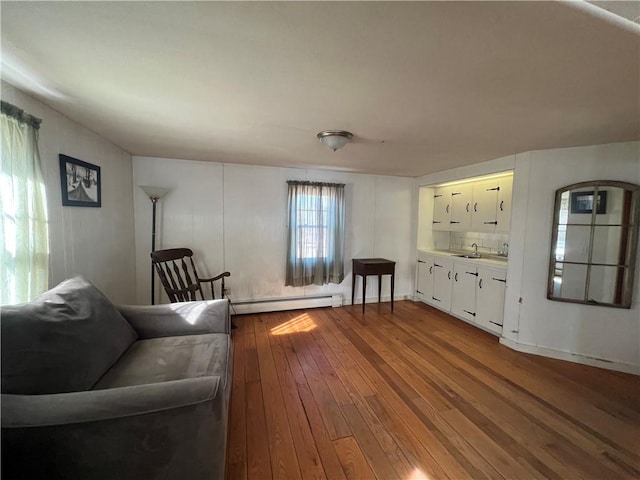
1, 276, 138, 395
94, 334, 230, 390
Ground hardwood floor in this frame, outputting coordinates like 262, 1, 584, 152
226, 300, 640, 479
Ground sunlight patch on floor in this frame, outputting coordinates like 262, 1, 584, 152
405, 468, 431, 480
270, 313, 317, 335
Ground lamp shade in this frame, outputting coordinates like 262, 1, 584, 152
317, 130, 353, 152
139, 185, 170, 199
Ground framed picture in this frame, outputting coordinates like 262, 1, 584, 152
570, 190, 607, 215
59, 154, 101, 207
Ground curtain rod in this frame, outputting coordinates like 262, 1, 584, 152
1, 100, 42, 130
287, 180, 345, 188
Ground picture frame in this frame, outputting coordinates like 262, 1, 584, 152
570, 190, 607, 215
59, 154, 101, 207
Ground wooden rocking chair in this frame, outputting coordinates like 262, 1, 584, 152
151, 248, 231, 303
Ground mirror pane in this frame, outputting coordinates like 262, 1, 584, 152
566, 187, 601, 224
561, 225, 591, 263
588, 266, 625, 304
592, 226, 623, 265
594, 187, 626, 225
552, 263, 587, 300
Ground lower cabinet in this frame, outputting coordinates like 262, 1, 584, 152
416, 251, 506, 335
476, 266, 507, 334
431, 258, 453, 311
451, 263, 477, 322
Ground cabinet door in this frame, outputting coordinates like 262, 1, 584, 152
432, 258, 453, 311
432, 187, 450, 231
496, 176, 513, 233
476, 266, 506, 334
416, 256, 434, 302
471, 180, 500, 232
449, 184, 472, 231
451, 262, 477, 322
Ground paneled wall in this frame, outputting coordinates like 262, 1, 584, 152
133, 157, 414, 306
2, 81, 136, 303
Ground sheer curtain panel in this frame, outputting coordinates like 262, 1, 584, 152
286, 181, 345, 287
1, 101, 48, 305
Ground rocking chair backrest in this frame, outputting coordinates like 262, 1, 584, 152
151, 248, 228, 303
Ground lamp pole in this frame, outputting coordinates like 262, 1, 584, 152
140, 186, 170, 305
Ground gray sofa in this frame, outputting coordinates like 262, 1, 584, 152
1, 276, 233, 479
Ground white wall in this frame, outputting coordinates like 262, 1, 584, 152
503, 141, 640, 373
133, 157, 414, 306
1, 81, 136, 303
414, 143, 640, 373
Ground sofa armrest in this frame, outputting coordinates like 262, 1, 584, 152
116, 299, 230, 338
1, 376, 219, 428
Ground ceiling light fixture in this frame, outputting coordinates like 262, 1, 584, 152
317, 130, 353, 152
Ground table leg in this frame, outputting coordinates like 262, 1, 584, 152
352, 273, 356, 307
378, 275, 382, 303
391, 272, 395, 312
362, 275, 366, 313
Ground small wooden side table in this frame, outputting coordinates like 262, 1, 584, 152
352, 258, 396, 313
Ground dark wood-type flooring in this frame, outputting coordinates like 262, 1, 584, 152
226, 300, 640, 479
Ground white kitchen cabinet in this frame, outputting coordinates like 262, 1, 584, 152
449, 184, 472, 231
496, 176, 513, 233
476, 266, 507, 334
416, 254, 434, 302
432, 187, 450, 231
431, 257, 453, 311
416, 251, 507, 336
471, 179, 500, 232
451, 262, 477, 322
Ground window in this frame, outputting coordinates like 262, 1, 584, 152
0, 101, 49, 305
285, 181, 345, 287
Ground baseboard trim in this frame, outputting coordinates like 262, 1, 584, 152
499, 337, 640, 375
231, 294, 342, 315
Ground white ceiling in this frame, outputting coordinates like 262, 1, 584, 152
1, 1, 638, 177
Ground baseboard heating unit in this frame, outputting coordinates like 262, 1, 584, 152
230, 294, 343, 315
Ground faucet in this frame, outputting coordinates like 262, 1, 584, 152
471, 243, 479, 257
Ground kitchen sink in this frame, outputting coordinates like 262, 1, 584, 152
455, 254, 482, 259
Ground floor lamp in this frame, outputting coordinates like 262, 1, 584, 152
140, 186, 170, 304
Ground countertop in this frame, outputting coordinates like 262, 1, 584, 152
418, 249, 508, 267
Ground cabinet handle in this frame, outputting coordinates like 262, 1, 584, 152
454, 272, 458, 282
418, 260, 425, 263
466, 271, 478, 276
416, 290, 423, 294
489, 320, 503, 326
432, 296, 441, 302
434, 194, 443, 198
451, 192, 462, 196
434, 263, 443, 268
492, 277, 507, 283
484, 221, 498, 225
450, 221, 460, 224
429, 266, 433, 274
446, 204, 450, 213
499, 200, 504, 211
474, 202, 478, 212
479, 278, 483, 288
448, 271, 451, 280
486, 186, 500, 191
463, 310, 476, 317
466, 203, 470, 212
432, 221, 441, 224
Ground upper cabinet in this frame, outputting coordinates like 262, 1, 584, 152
431, 174, 513, 233
432, 186, 451, 231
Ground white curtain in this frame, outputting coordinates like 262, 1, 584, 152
285, 181, 345, 286
1, 102, 49, 305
